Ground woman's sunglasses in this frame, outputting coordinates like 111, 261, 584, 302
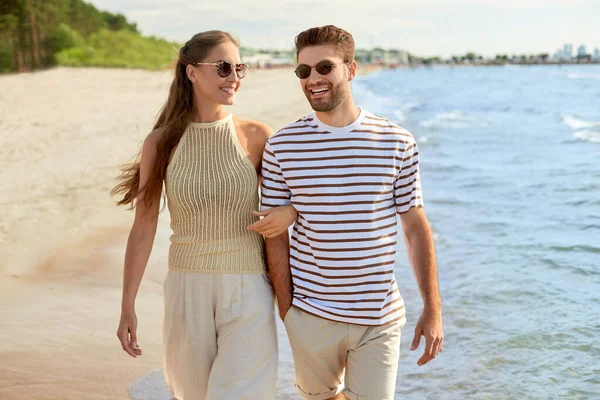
294, 61, 346, 79
195, 60, 249, 79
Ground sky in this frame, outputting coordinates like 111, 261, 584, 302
88, 0, 600, 58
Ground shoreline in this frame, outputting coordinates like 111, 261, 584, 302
3, 59, 599, 77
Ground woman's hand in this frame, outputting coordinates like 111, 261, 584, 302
117, 310, 142, 358
247, 205, 298, 238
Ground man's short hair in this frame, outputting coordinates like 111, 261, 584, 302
295, 25, 355, 62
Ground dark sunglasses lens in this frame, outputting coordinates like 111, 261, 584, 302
316, 61, 333, 75
217, 61, 232, 77
236, 64, 247, 78
295, 65, 311, 79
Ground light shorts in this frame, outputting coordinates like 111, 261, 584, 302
284, 305, 405, 400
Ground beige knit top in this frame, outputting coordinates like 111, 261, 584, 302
165, 114, 266, 273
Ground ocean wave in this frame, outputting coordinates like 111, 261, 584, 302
429, 197, 465, 205
392, 110, 406, 124
581, 224, 600, 230
416, 135, 438, 145
567, 73, 600, 80
574, 130, 600, 144
524, 107, 542, 115
562, 114, 600, 130
404, 102, 423, 111
419, 111, 475, 129
427, 163, 469, 172
550, 245, 600, 254
353, 81, 410, 125
353, 80, 425, 127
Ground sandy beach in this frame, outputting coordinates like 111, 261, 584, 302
0, 67, 311, 400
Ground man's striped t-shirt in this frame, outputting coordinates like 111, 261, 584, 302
261, 109, 424, 326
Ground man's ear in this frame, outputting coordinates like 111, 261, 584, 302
348, 60, 358, 82
186, 64, 196, 83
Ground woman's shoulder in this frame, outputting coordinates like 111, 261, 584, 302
139, 127, 168, 160
144, 126, 173, 150
232, 116, 273, 145
145, 127, 165, 144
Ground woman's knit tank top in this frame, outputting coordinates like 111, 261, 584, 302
165, 114, 265, 273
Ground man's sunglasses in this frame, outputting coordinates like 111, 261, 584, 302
195, 60, 249, 79
294, 61, 346, 79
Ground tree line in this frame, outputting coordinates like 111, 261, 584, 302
0, 0, 176, 72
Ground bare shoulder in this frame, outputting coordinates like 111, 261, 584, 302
144, 127, 163, 146
140, 127, 164, 161
233, 116, 273, 148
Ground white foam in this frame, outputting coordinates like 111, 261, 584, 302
353, 78, 414, 126
420, 111, 474, 129
562, 114, 600, 130
574, 130, 600, 144
567, 73, 600, 80
393, 110, 406, 123
417, 135, 436, 144
128, 370, 173, 400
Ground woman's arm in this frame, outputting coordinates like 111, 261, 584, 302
237, 118, 299, 237
248, 205, 298, 237
117, 132, 162, 358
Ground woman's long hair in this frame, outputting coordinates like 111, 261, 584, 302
111, 31, 239, 210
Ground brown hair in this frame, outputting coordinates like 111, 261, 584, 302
295, 25, 355, 63
112, 31, 239, 210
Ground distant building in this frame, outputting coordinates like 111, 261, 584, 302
370, 48, 386, 65
355, 49, 371, 64
242, 53, 273, 68
386, 49, 409, 66
576, 45, 591, 62
594, 48, 600, 60
242, 52, 294, 68
564, 43, 573, 58
554, 43, 574, 61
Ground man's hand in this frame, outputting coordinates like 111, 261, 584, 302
265, 233, 293, 322
278, 300, 293, 321
410, 307, 443, 366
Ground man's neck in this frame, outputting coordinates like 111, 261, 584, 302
315, 99, 360, 128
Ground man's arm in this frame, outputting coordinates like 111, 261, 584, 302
259, 138, 294, 320
265, 233, 293, 320
401, 206, 441, 308
400, 206, 443, 366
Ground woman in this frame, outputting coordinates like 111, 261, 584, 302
113, 31, 296, 399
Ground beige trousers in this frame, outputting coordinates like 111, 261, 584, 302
163, 271, 278, 400
284, 306, 404, 400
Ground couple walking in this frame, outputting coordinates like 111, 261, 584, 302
114, 25, 443, 400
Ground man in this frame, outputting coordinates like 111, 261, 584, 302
260, 25, 443, 400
